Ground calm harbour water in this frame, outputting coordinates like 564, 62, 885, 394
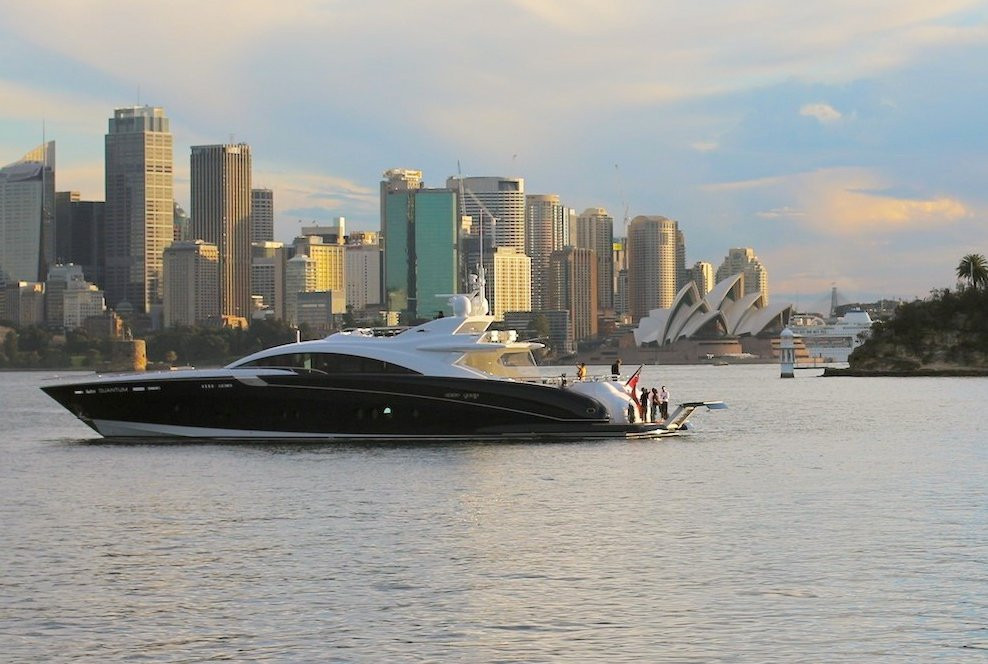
2, 366, 987, 662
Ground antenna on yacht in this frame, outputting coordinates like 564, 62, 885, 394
455, 163, 493, 315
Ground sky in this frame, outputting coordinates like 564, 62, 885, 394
2, 0, 987, 308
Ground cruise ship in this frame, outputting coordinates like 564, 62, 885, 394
789, 309, 874, 363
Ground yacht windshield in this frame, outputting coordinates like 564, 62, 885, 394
455, 349, 540, 379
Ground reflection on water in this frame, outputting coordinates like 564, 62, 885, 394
2, 368, 987, 661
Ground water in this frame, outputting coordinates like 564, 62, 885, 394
2, 366, 987, 662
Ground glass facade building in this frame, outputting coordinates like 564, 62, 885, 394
383, 188, 458, 321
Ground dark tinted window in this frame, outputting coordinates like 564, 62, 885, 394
239, 352, 419, 374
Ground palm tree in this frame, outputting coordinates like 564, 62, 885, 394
956, 253, 988, 290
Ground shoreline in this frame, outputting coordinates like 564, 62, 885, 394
823, 367, 988, 377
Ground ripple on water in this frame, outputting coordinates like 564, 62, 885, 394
1, 368, 987, 661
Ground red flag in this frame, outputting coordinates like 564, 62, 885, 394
626, 365, 643, 416
625, 364, 642, 391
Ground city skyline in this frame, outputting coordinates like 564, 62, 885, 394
2, 2, 987, 305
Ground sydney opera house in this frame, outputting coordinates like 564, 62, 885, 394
627, 272, 794, 363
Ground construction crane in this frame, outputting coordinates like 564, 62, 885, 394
614, 163, 630, 237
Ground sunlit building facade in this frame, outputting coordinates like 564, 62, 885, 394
446, 176, 525, 252
1, 142, 55, 288
162, 240, 219, 327
627, 215, 679, 322
485, 247, 531, 322
716, 247, 769, 305
525, 194, 566, 311
104, 106, 173, 313
191, 143, 253, 320
548, 246, 598, 341
575, 207, 614, 314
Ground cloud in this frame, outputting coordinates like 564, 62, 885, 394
691, 140, 719, 152
800, 103, 843, 124
757, 206, 806, 218
706, 167, 971, 234
253, 168, 376, 239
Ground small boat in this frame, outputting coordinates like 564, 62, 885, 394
41, 284, 725, 441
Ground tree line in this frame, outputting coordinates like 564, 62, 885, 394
849, 253, 988, 370
0, 319, 310, 370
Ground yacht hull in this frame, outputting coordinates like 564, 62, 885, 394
42, 372, 674, 441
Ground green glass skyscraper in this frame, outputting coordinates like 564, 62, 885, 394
383, 187, 458, 322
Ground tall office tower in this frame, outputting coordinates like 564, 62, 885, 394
380, 169, 423, 231
692, 260, 714, 297
716, 247, 769, 305
627, 215, 679, 323
482, 246, 531, 322
1, 142, 55, 288
575, 208, 615, 314
285, 254, 317, 325
162, 240, 219, 327
54, 191, 80, 264
251, 241, 286, 320
291, 235, 346, 313
445, 176, 525, 251
547, 246, 598, 342
191, 143, 252, 320
345, 243, 382, 312
676, 229, 688, 291
524, 194, 566, 311
104, 106, 172, 312
173, 202, 190, 242
383, 187, 458, 321
250, 188, 274, 242
55, 192, 104, 285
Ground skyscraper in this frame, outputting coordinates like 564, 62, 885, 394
676, 229, 688, 292
380, 169, 423, 245
1, 142, 55, 288
345, 242, 382, 312
484, 247, 532, 322
525, 193, 566, 311
54, 192, 103, 286
104, 106, 173, 313
716, 247, 769, 305
548, 246, 598, 341
383, 185, 458, 321
162, 240, 219, 327
285, 254, 317, 326
691, 260, 715, 297
291, 234, 346, 313
191, 143, 252, 320
251, 241, 286, 320
627, 215, 679, 322
250, 188, 274, 243
575, 207, 615, 314
445, 176, 525, 251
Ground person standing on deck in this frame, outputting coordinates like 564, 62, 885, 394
658, 385, 670, 420
639, 387, 650, 422
610, 358, 622, 378
650, 388, 659, 422
576, 362, 588, 380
